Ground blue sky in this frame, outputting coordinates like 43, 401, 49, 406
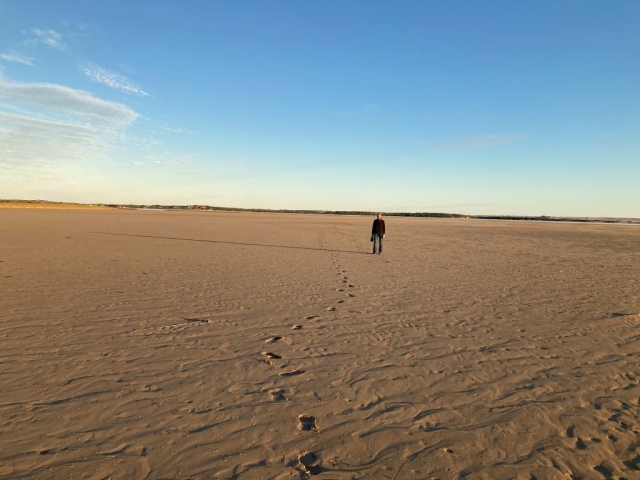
1, 1, 638, 216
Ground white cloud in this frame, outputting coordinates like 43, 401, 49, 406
156, 156, 190, 166
0, 73, 140, 170
160, 124, 194, 134
161, 126, 185, 133
78, 63, 148, 96
0, 112, 113, 164
32, 29, 66, 50
133, 156, 191, 167
431, 134, 526, 151
0, 52, 34, 66
0, 73, 138, 125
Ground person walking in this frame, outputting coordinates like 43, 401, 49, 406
371, 212, 385, 254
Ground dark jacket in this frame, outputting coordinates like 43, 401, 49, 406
372, 218, 385, 235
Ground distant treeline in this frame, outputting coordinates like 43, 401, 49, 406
0, 199, 461, 217
474, 215, 625, 224
103, 203, 466, 218
2, 200, 638, 224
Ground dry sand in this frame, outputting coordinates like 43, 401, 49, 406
1, 209, 639, 479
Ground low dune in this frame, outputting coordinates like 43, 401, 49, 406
1, 209, 638, 479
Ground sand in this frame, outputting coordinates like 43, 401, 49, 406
1, 209, 639, 479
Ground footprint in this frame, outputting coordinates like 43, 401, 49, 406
336, 300, 344, 304
142, 385, 161, 392
262, 352, 282, 359
298, 452, 322, 475
566, 425, 574, 438
336, 288, 344, 292
184, 317, 212, 324
265, 336, 284, 344
347, 293, 355, 298
305, 315, 318, 320
348, 285, 354, 288
593, 464, 613, 478
576, 438, 587, 450
291, 325, 302, 330
342, 280, 348, 283
299, 452, 316, 466
326, 306, 336, 311
270, 389, 286, 401
280, 369, 305, 377
298, 414, 317, 431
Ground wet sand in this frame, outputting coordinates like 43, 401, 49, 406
1, 209, 639, 479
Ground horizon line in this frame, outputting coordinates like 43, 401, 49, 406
1, 199, 639, 224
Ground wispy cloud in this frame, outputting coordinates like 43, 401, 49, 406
78, 63, 148, 96
133, 156, 191, 167
0, 28, 65, 66
0, 112, 113, 164
431, 134, 526, 151
32, 29, 66, 51
0, 73, 139, 169
0, 52, 34, 66
31, 28, 67, 50
0, 73, 138, 125
161, 126, 185, 133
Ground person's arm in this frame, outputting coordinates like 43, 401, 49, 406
372, 220, 376, 235
382, 220, 386, 236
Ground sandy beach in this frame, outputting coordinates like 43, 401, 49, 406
1, 208, 639, 479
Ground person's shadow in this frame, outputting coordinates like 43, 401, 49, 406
94, 232, 370, 255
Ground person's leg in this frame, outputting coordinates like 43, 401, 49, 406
372, 234, 378, 254
379, 235, 383, 254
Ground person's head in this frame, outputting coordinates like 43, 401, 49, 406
376, 212, 382, 219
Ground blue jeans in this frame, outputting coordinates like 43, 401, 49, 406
372, 233, 383, 254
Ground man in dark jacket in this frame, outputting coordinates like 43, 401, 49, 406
371, 213, 385, 254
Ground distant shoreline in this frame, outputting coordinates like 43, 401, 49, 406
2, 199, 639, 224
